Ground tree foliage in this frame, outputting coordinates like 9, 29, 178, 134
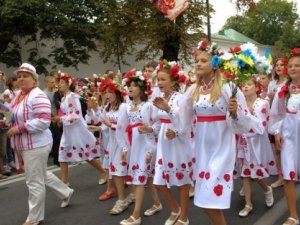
224, 0, 300, 49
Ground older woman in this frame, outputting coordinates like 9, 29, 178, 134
6, 63, 74, 225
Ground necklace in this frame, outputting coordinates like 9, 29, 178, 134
289, 84, 300, 93
200, 77, 215, 92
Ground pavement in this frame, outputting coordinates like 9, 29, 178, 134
0, 159, 297, 225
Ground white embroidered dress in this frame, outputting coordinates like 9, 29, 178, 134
235, 98, 276, 179
59, 92, 100, 162
153, 92, 194, 188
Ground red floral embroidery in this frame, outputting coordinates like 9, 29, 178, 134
189, 171, 193, 180
66, 152, 72, 158
68, 103, 73, 107
158, 158, 163, 165
126, 175, 133, 182
265, 168, 269, 174
213, 184, 223, 196
75, 110, 80, 115
261, 108, 267, 114
72, 146, 76, 150
85, 144, 90, 148
250, 163, 254, 169
168, 162, 174, 168
223, 174, 230, 182
136, 164, 139, 170
92, 149, 97, 154
165, 173, 170, 182
243, 168, 251, 176
256, 169, 263, 177
95, 140, 100, 145
176, 172, 184, 180
138, 175, 146, 183
233, 170, 237, 176
262, 121, 267, 127
181, 163, 186, 169
205, 172, 210, 180
121, 161, 127, 166
132, 165, 137, 170
290, 171, 296, 180
188, 161, 192, 167
78, 153, 83, 158
192, 157, 196, 163
147, 165, 151, 170
60, 146, 64, 150
85, 152, 90, 157
110, 164, 116, 172
104, 150, 109, 154
199, 171, 205, 179
269, 161, 275, 166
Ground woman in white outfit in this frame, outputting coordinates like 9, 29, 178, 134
6, 63, 74, 225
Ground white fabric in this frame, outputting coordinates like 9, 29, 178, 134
59, 92, 100, 162
153, 92, 194, 188
22, 144, 72, 223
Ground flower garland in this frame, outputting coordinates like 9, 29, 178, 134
193, 39, 220, 56
57, 71, 77, 86
123, 70, 153, 96
99, 77, 127, 96
157, 59, 186, 84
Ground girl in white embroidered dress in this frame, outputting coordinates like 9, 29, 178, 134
269, 50, 300, 225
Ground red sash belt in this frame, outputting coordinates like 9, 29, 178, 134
286, 109, 297, 114
126, 122, 143, 146
160, 118, 172, 124
196, 115, 226, 122
110, 121, 117, 130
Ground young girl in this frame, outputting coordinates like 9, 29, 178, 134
99, 78, 130, 215
268, 58, 289, 189
269, 48, 300, 225
151, 60, 193, 225
118, 70, 162, 225
236, 76, 275, 217
52, 72, 107, 187
182, 41, 257, 225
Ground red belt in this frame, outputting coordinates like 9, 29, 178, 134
286, 109, 297, 114
160, 118, 172, 124
196, 115, 226, 122
126, 122, 143, 146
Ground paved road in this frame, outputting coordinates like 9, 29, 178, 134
0, 163, 293, 225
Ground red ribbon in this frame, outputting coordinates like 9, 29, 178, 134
126, 122, 143, 145
197, 115, 226, 122
160, 118, 172, 123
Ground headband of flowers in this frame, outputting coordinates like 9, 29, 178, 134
123, 70, 153, 96
157, 59, 186, 84
57, 71, 77, 86
193, 39, 220, 56
99, 77, 126, 96
290, 48, 300, 57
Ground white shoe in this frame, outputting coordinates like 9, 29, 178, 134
144, 203, 163, 216
238, 205, 253, 217
265, 186, 274, 207
177, 219, 189, 225
282, 217, 300, 225
164, 208, 181, 225
61, 189, 74, 208
125, 193, 136, 205
120, 216, 141, 225
239, 187, 245, 197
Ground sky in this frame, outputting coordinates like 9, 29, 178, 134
209, 0, 300, 34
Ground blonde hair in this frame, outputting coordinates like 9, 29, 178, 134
192, 50, 222, 104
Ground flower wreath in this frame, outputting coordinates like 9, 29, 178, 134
193, 39, 220, 56
57, 71, 77, 86
290, 48, 300, 57
123, 70, 153, 96
99, 77, 127, 96
157, 59, 186, 84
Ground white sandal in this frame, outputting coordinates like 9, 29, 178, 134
283, 217, 300, 225
144, 203, 163, 216
176, 219, 189, 225
109, 200, 129, 215
120, 216, 141, 225
238, 205, 253, 217
165, 208, 181, 225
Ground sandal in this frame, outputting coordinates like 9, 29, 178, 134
239, 205, 253, 217
144, 203, 163, 216
109, 200, 129, 215
175, 219, 189, 225
120, 216, 141, 225
165, 208, 181, 225
283, 217, 300, 225
271, 179, 284, 188
98, 190, 116, 201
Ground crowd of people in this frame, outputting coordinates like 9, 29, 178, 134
0, 41, 299, 225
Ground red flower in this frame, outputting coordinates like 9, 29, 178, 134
109, 83, 116, 92
181, 163, 186, 169
200, 40, 208, 50
233, 170, 237, 176
78, 153, 83, 158
290, 171, 296, 180
224, 174, 230, 182
72, 146, 76, 150
291, 48, 300, 57
188, 161, 192, 167
243, 168, 251, 176
170, 65, 180, 77
177, 75, 186, 83
68, 103, 73, 108
138, 175, 146, 183
110, 164, 116, 172
262, 121, 267, 127
256, 169, 263, 177
158, 158, 163, 165
85, 152, 90, 157
250, 163, 254, 169
205, 172, 210, 180
199, 171, 205, 179
121, 161, 127, 166
269, 161, 275, 166
66, 152, 72, 158
75, 110, 80, 115
192, 157, 196, 163
213, 184, 223, 196
165, 173, 170, 182
132, 165, 137, 170
282, 67, 288, 76
175, 172, 184, 180
85, 144, 90, 148
92, 149, 98, 154
261, 108, 267, 114
126, 175, 133, 182
229, 46, 241, 54
168, 162, 174, 168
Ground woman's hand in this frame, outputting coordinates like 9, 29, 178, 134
138, 124, 153, 134
6, 126, 19, 138
166, 128, 176, 140
275, 133, 284, 152
102, 117, 112, 128
153, 97, 171, 112
228, 97, 238, 119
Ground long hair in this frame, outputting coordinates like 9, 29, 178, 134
192, 50, 222, 104
128, 80, 148, 102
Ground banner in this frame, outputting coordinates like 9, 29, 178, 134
151, 0, 189, 21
